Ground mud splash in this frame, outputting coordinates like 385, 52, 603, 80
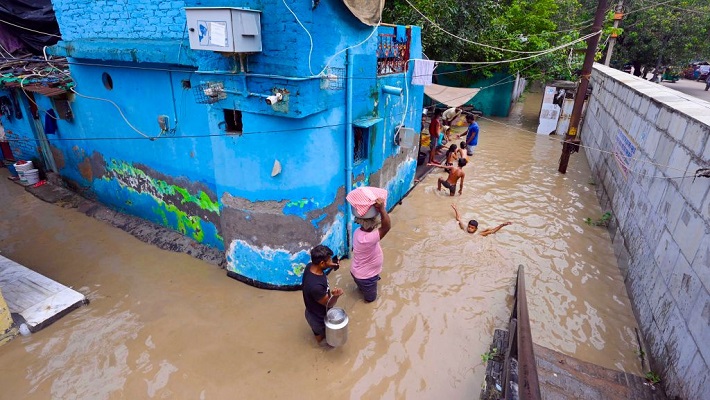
0, 92, 641, 399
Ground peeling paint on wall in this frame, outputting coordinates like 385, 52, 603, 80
226, 212, 345, 288
86, 157, 224, 248
222, 190, 346, 288
370, 150, 417, 208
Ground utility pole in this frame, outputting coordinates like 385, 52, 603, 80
558, 0, 609, 174
604, 1, 624, 66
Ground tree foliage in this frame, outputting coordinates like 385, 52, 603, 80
382, 0, 710, 83
613, 0, 710, 72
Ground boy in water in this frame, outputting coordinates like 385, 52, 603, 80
428, 158, 467, 196
302, 245, 343, 345
451, 204, 511, 236
458, 141, 468, 161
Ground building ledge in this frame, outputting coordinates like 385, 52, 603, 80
48, 39, 199, 68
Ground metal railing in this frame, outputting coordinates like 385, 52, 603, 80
502, 265, 541, 400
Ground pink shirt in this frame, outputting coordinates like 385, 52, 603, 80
351, 228, 383, 279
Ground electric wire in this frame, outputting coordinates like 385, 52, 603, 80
17, 73, 60, 120
0, 18, 62, 38
403, 0, 586, 55
280, 0, 315, 76
68, 87, 152, 139
413, 30, 602, 66
624, 0, 682, 15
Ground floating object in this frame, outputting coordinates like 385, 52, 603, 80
19, 323, 31, 336
346, 186, 388, 219
325, 307, 348, 347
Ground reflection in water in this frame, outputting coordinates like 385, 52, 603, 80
0, 92, 641, 399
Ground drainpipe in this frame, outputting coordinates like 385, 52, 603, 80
345, 49, 354, 257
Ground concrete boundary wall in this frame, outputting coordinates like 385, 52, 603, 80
582, 64, 710, 399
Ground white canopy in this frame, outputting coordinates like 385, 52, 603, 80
424, 83, 481, 108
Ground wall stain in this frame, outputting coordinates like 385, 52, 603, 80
91, 158, 223, 244
50, 145, 65, 169
78, 158, 93, 181
220, 187, 344, 253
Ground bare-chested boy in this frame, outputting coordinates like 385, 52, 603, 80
428, 158, 467, 196
451, 204, 511, 236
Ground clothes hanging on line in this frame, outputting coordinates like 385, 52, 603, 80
411, 60, 435, 86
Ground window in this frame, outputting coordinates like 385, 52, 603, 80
354, 127, 369, 163
223, 109, 243, 133
376, 27, 411, 76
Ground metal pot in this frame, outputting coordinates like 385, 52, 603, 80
324, 307, 349, 347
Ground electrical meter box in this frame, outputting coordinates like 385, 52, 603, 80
185, 7, 262, 53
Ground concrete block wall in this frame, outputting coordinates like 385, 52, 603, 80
582, 63, 710, 399
52, 0, 186, 41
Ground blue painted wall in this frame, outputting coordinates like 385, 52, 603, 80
45, 0, 423, 288
0, 89, 43, 163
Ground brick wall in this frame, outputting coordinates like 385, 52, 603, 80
52, 0, 186, 41
4, 129, 40, 161
583, 63, 710, 399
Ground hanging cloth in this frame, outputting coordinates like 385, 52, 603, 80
44, 109, 58, 135
411, 60, 435, 86
342, 0, 385, 26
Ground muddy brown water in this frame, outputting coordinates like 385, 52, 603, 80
0, 93, 642, 399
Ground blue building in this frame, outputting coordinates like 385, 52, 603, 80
0, 0, 424, 289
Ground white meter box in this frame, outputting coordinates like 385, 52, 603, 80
185, 7, 262, 53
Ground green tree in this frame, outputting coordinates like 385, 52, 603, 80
613, 0, 710, 76
383, 0, 608, 82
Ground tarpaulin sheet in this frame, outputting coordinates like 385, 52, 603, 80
424, 84, 481, 108
342, 0, 385, 26
0, 0, 60, 54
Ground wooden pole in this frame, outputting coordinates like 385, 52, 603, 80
603, 1, 624, 66
558, 0, 609, 174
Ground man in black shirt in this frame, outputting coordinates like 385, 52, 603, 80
302, 245, 343, 345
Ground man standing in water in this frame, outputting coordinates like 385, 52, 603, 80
458, 114, 479, 156
429, 158, 467, 196
302, 245, 343, 345
351, 198, 391, 303
451, 204, 511, 236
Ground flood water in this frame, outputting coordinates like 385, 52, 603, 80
0, 92, 642, 399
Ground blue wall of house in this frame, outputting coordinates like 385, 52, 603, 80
46, 0, 423, 288
0, 89, 43, 163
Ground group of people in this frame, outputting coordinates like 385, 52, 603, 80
301, 107, 512, 346
426, 107, 480, 197
302, 199, 390, 346
427, 107, 479, 164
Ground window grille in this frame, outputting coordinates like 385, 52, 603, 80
376, 29, 411, 76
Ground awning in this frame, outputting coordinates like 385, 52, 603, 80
424, 83, 481, 108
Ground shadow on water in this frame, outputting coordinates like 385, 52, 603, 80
0, 92, 641, 399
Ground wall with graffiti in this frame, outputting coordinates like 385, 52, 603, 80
35, 0, 424, 289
